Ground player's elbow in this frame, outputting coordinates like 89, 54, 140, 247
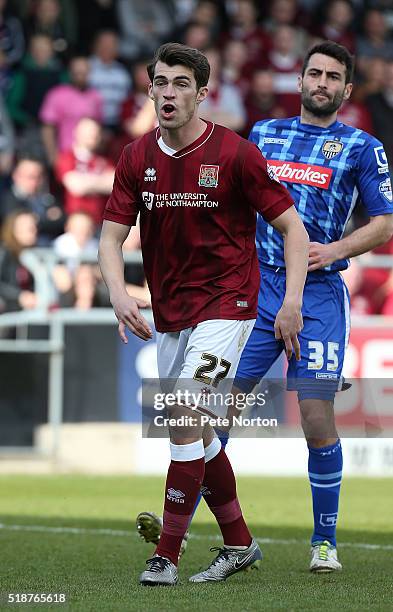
377, 215, 393, 245
383, 215, 393, 243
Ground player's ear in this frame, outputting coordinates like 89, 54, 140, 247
343, 82, 353, 101
196, 86, 208, 104
148, 82, 154, 101
297, 75, 303, 93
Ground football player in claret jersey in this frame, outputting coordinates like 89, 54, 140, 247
99, 42, 309, 586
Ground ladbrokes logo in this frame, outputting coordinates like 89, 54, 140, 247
268, 160, 333, 189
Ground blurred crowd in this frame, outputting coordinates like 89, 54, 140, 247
0, 0, 392, 316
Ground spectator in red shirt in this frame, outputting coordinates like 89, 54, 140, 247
310, 0, 356, 53
357, 239, 393, 316
222, 0, 271, 68
266, 25, 303, 117
182, 21, 213, 51
221, 39, 254, 97
107, 59, 157, 163
200, 47, 246, 133
263, 0, 309, 56
242, 68, 286, 137
337, 97, 373, 132
55, 117, 114, 226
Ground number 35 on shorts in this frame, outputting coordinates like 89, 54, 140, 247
307, 341, 339, 371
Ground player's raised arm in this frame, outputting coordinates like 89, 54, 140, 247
270, 207, 309, 360
99, 219, 152, 343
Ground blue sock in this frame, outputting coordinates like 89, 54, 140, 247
308, 439, 343, 547
214, 428, 229, 450
188, 432, 228, 524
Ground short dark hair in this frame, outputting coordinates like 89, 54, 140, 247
15, 154, 45, 168
302, 41, 354, 84
147, 42, 210, 90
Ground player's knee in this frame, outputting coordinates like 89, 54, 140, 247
300, 399, 337, 439
167, 404, 204, 443
306, 436, 339, 448
202, 423, 216, 447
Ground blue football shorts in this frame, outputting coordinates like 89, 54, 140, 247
234, 264, 351, 401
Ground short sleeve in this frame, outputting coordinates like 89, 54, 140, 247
39, 88, 62, 125
356, 138, 393, 216
92, 91, 104, 122
55, 151, 74, 182
241, 142, 294, 222
103, 146, 139, 227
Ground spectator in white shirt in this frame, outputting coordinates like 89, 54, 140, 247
200, 46, 246, 133
89, 30, 131, 129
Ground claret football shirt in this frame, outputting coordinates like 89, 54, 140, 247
104, 120, 293, 332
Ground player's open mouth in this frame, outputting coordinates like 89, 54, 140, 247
161, 104, 176, 119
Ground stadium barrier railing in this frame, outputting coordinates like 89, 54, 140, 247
0, 248, 392, 460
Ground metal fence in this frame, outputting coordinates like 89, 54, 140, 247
0, 248, 392, 458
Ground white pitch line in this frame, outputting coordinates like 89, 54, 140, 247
0, 523, 392, 551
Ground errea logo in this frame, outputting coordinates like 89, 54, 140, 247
144, 168, 157, 181
167, 488, 185, 503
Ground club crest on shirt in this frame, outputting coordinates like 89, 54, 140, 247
321, 140, 344, 159
198, 164, 219, 188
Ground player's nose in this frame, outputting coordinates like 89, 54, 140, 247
318, 72, 328, 87
163, 83, 176, 98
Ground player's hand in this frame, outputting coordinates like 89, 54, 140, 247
274, 300, 303, 361
111, 291, 152, 342
308, 242, 337, 271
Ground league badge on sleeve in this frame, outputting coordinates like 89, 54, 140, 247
198, 164, 219, 188
322, 140, 344, 159
374, 146, 389, 174
379, 177, 392, 202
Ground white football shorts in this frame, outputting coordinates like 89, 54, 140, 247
156, 318, 255, 419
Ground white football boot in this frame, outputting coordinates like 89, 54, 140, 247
189, 538, 262, 583
139, 555, 178, 586
310, 540, 342, 573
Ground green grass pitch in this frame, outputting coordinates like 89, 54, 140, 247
1, 474, 392, 611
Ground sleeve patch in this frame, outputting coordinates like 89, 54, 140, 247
379, 177, 392, 202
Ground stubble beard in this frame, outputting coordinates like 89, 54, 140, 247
301, 88, 345, 117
